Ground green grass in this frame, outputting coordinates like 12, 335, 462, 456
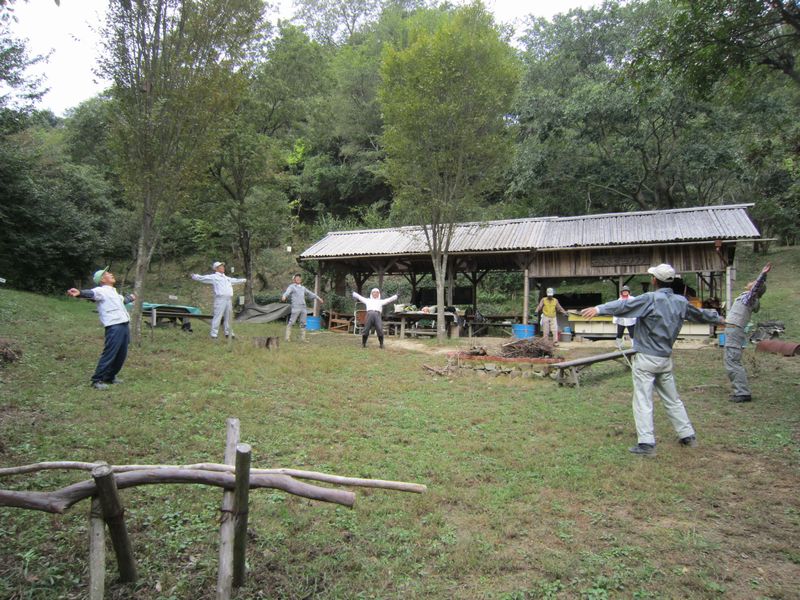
1, 245, 799, 599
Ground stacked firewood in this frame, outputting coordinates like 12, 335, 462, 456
501, 337, 556, 358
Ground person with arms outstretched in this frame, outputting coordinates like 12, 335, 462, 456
724, 263, 772, 403
582, 264, 723, 456
190, 261, 246, 339
67, 267, 135, 390
352, 288, 398, 349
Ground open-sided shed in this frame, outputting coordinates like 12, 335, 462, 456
299, 204, 761, 322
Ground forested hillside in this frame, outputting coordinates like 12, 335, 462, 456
1, 0, 797, 297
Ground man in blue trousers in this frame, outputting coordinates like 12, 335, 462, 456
67, 267, 135, 390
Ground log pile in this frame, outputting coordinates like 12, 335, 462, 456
501, 337, 556, 358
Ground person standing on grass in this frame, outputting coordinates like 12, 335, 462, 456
352, 288, 398, 349
536, 288, 568, 344
67, 267, 135, 390
281, 273, 323, 342
581, 264, 723, 457
724, 263, 772, 403
613, 285, 637, 346
190, 261, 246, 340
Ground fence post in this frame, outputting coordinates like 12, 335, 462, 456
216, 418, 240, 600
233, 443, 252, 588
92, 464, 137, 582
88, 496, 105, 600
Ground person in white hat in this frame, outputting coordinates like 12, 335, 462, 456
281, 273, 323, 342
535, 287, 568, 344
66, 267, 135, 390
352, 287, 398, 348
724, 262, 772, 403
613, 285, 637, 345
581, 263, 723, 456
190, 261, 246, 339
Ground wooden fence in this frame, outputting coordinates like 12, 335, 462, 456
0, 418, 427, 599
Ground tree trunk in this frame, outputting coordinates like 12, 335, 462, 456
130, 207, 159, 345
433, 252, 448, 343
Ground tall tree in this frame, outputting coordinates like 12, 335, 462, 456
97, 0, 264, 341
380, 2, 519, 340
644, 0, 800, 92
204, 24, 326, 302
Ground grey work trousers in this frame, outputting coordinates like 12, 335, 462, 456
211, 295, 233, 338
631, 352, 695, 445
723, 325, 751, 397
286, 308, 307, 341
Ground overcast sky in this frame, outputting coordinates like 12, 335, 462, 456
7, 0, 596, 116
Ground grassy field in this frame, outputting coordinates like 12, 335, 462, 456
1, 246, 798, 599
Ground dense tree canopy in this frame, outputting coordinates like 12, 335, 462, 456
1, 0, 798, 301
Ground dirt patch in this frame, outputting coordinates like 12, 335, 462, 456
0, 337, 22, 365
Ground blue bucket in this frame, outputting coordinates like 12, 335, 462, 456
718, 333, 726, 347
306, 315, 322, 331
512, 324, 535, 339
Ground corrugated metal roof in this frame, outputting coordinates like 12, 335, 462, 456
300, 204, 760, 260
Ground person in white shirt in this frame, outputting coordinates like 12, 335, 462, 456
613, 285, 637, 345
190, 261, 246, 339
352, 288, 398, 348
67, 267, 135, 390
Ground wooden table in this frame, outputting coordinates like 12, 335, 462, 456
389, 312, 456, 338
465, 314, 523, 337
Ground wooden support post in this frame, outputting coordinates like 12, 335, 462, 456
92, 464, 137, 583
216, 418, 240, 600
232, 443, 252, 588
150, 307, 156, 341
313, 270, 321, 317
523, 266, 530, 326
88, 496, 105, 600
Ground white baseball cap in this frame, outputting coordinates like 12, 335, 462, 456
647, 263, 675, 282
212, 261, 225, 270
546, 288, 554, 296
370, 288, 380, 294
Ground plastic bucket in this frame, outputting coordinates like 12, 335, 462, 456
306, 315, 322, 331
561, 332, 573, 342
564, 326, 572, 334
512, 324, 535, 339
718, 333, 726, 347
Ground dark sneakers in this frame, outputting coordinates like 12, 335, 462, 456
730, 395, 752, 403
679, 435, 697, 447
628, 443, 656, 456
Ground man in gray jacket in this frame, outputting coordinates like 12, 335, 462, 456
281, 273, 323, 341
582, 264, 723, 456
724, 263, 771, 403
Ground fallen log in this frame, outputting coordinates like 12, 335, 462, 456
0, 469, 355, 514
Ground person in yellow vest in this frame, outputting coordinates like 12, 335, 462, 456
536, 288, 568, 343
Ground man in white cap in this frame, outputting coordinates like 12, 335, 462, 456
66, 267, 135, 390
536, 287, 568, 344
281, 273, 323, 342
352, 288, 398, 348
581, 264, 723, 456
190, 262, 246, 339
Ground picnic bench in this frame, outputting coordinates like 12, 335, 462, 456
548, 348, 637, 387
140, 304, 213, 334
